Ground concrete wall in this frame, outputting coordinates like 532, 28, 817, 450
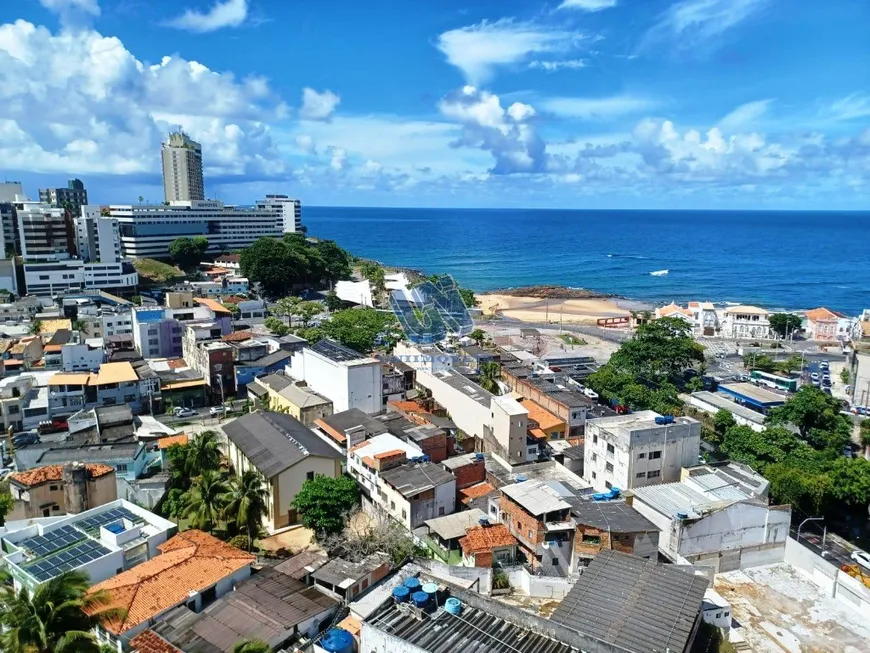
347, 363, 382, 414
414, 368, 491, 439
504, 565, 576, 600
784, 538, 870, 618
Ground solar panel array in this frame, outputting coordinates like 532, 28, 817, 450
76, 506, 142, 532
23, 539, 112, 583
19, 525, 84, 558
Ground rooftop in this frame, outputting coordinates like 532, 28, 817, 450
315, 408, 388, 444
87, 530, 255, 635
501, 480, 573, 516
278, 383, 332, 409
310, 338, 375, 365
518, 397, 565, 430
312, 552, 389, 589
689, 390, 766, 424
568, 500, 658, 533
221, 411, 342, 478
719, 382, 787, 406
460, 481, 496, 504
89, 361, 138, 386
247, 349, 293, 368
350, 432, 423, 459
806, 306, 844, 320
459, 523, 518, 555
629, 481, 723, 520
193, 297, 232, 316
441, 452, 483, 470
255, 373, 292, 392
724, 305, 769, 316
683, 461, 769, 499
37, 442, 144, 466
9, 463, 114, 488
431, 368, 493, 406
424, 508, 487, 541
380, 461, 456, 497
550, 550, 709, 653
274, 550, 328, 580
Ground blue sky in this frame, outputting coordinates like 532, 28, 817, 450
1, 0, 868, 208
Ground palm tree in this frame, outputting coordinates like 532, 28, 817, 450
28, 320, 42, 336
0, 570, 125, 653
183, 470, 228, 534
478, 361, 502, 395
71, 318, 90, 336
222, 470, 269, 550
233, 639, 271, 653
188, 430, 224, 477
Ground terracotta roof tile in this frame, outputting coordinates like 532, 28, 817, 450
361, 456, 375, 467
43, 344, 62, 353
130, 630, 183, 653
165, 358, 188, 369
349, 440, 371, 453
374, 448, 406, 460
157, 434, 189, 450
529, 428, 548, 440
806, 307, 842, 321
314, 419, 346, 444
460, 482, 496, 504
220, 295, 248, 305
194, 297, 232, 316
87, 530, 254, 635
518, 398, 565, 432
222, 330, 254, 342
459, 524, 517, 555
9, 463, 114, 487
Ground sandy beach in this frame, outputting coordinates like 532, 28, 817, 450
478, 293, 648, 325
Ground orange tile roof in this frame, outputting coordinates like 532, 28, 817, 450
130, 630, 183, 653
460, 482, 496, 504
388, 399, 430, 414
165, 358, 189, 370
89, 361, 138, 386
157, 434, 189, 450
194, 297, 232, 316
315, 418, 347, 444
518, 398, 565, 432
374, 449, 406, 460
529, 428, 548, 440
222, 330, 254, 342
4, 359, 22, 367
459, 524, 517, 555
87, 530, 254, 635
220, 295, 248, 305
9, 463, 114, 487
350, 440, 371, 453
43, 344, 62, 353
361, 456, 375, 467
806, 307, 842, 321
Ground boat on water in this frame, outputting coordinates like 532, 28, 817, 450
650, 269, 669, 276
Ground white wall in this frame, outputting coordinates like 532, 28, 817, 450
413, 368, 491, 439
347, 362, 382, 414
293, 350, 384, 414
61, 342, 104, 371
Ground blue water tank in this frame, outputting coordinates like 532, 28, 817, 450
320, 628, 354, 653
392, 586, 410, 603
422, 454, 430, 463
422, 582, 439, 596
474, 452, 484, 461
412, 591, 430, 609
478, 516, 489, 527
404, 577, 422, 591
516, 474, 528, 482
592, 493, 607, 501
444, 597, 462, 615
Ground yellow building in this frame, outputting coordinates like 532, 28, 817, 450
519, 397, 567, 441
252, 374, 333, 427
7, 463, 117, 519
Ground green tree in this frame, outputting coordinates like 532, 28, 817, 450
713, 409, 737, 437
0, 481, 12, 526
70, 318, 90, 335
221, 470, 270, 551
477, 361, 501, 395
0, 570, 125, 653
240, 238, 301, 298
766, 386, 851, 451
233, 640, 271, 653
160, 487, 187, 520
273, 296, 301, 326
296, 300, 322, 327
224, 302, 240, 318
764, 461, 831, 513
292, 474, 360, 537
182, 470, 228, 534
861, 420, 870, 448
130, 295, 142, 306
769, 313, 802, 339
264, 316, 290, 336
827, 457, 870, 508
188, 430, 224, 478
469, 328, 486, 346
742, 352, 776, 373
28, 320, 42, 335
607, 317, 704, 384
776, 355, 803, 374
321, 308, 398, 353
324, 290, 344, 312
459, 287, 477, 308
841, 368, 851, 385
314, 240, 353, 285
168, 236, 210, 270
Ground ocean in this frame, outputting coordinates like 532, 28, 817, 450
304, 207, 870, 315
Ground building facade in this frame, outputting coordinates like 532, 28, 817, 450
39, 179, 88, 215
161, 132, 204, 202
6, 463, 116, 520
583, 411, 701, 492
254, 194, 303, 234
14, 199, 74, 261
720, 306, 772, 339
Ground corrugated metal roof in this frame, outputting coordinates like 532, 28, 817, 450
424, 509, 486, 541
630, 482, 715, 519
501, 480, 572, 516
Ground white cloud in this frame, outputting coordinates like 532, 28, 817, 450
541, 95, 659, 119
718, 99, 773, 130
558, 0, 617, 11
167, 0, 248, 33
822, 94, 870, 122
439, 86, 547, 174
528, 59, 587, 72
0, 19, 284, 178
39, 0, 100, 16
329, 147, 348, 171
294, 134, 316, 155
299, 88, 340, 121
436, 19, 582, 83
644, 0, 769, 51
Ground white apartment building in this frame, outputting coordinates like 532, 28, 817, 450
61, 341, 105, 372
583, 411, 701, 493
110, 198, 302, 259
101, 308, 134, 338
75, 206, 121, 264
0, 182, 24, 203
14, 199, 72, 261
23, 260, 138, 297
161, 132, 204, 202
255, 194, 303, 233
720, 306, 771, 339
288, 339, 382, 414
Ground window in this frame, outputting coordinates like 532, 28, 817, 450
306, 471, 314, 481
637, 452, 646, 459
591, 471, 596, 479
390, 501, 395, 511
605, 462, 613, 473
115, 464, 128, 473
49, 485, 59, 491
650, 450, 662, 460
606, 443, 615, 454
592, 434, 598, 444
605, 481, 612, 489
8, 405, 19, 414
647, 470, 661, 479
439, 506, 445, 516
592, 453, 598, 462
636, 472, 647, 479
401, 509, 407, 520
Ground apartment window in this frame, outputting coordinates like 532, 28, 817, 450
49, 485, 59, 491
124, 395, 136, 403
591, 453, 598, 462
649, 451, 662, 460
591, 472, 596, 479
116, 464, 128, 473
605, 462, 614, 473
647, 470, 661, 479
636, 472, 647, 479
637, 452, 646, 459
401, 509, 407, 520
592, 434, 598, 444
306, 471, 314, 481
606, 443, 615, 454
390, 501, 395, 511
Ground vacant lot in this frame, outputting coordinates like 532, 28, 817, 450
133, 257, 186, 284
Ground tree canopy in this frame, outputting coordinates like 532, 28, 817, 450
239, 235, 352, 298
318, 308, 398, 353
292, 474, 360, 536
168, 236, 209, 270
766, 386, 851, 451
769, 313, 803, 338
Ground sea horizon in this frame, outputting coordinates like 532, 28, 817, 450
304, 206, 870, 316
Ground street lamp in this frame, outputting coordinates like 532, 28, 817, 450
796, 516, 826, 552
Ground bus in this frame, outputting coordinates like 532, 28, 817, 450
750, 370, 799, 393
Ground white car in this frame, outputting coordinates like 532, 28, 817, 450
209, 406, 227, 417
174, 407, 198, 418
851, 550, 870, 571
583, 387, 599, 400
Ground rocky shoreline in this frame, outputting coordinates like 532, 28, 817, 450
485, 285, 622, 300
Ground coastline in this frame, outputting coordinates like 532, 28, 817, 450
477, 292, 651, 325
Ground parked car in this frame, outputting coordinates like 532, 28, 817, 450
820, 360, 830, 370
12, 432, 40, 447
810, 372, 819, 381
583, 387, 598, 399
209, 406, 227, 417
850, 550, 870, 571
173, 407, 198, 418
